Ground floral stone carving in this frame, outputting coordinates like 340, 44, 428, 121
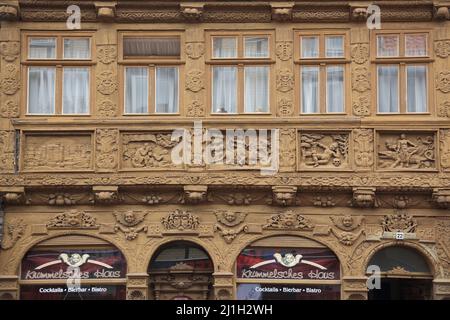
300, 133, 349, 169
122, 132, 181, 169
97, 45, 117, 64
354, 129, 374, 168
47, 210, 98, 229
96, 71, 117, 95
330, 215, 364, 246
351, 44, 369, 64
114, 210, 148, 240
185, 42, 205, 59
186, 70, 204, 92
96, 129, 119, 171
264, 210, 314, 230
214, 210, 248, 243
352, 66, 370, 92
276, 69, 294, 92
0, 42, 19, 62
377, 133, 435, 169
1, 219, 26, 250
0, 100, 19, 118
435, 40, 450, 58
436, 71, 450, 93
275, 42, 292, 61
0, 64, 20, 95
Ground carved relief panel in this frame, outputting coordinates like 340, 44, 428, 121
22, 134, 93, 171
440, 129, 450, 171
299, 131, 351, 170
121, 132, 181, 170
377, 132, 436, 170
0, 130, 15, 172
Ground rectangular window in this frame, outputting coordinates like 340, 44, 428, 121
212, 66, 237, 113
155, 67, 179, 113
244, 37, 269, 58
125, 67, 148, 114
405, 34, 427, 57
244, 66, 269, 112
325, 36, 344, 58
28, 67, 56, 114
123, 37, 180, 57
301, 66, 319, 114
212, 37, 237, 58
63, 38, 91, 59
326, 65, 344, 112
378, 65, 399, 113
406, 65, 427, 113
377, 35, 399, 57
29, 38, 56, 59
62, 67, 89, 114
301, 36, 319, 58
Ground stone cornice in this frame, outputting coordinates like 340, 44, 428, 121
0, 172, 448, 190
7, 1, 446, 23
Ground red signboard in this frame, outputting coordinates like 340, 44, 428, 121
21, 249, 127, 280
237, 247, 340, 280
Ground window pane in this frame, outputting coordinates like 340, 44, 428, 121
377, 35, 399, 57
378, 66, 399, 113
63, 68, 90, 114
405, 34, 427, 57
212, 37, 237, 58
407, 65, 427, 113
63, 38, 91, 59
244, 66, 269, 113
301, 66, 319, 113
326, 66, 344, 112
325, 36, 344, 57
125, 67, 148, 114
123, 37, 180, 57
244, 37, 269, 58
156, 67, 178, 113
29, 38, 56, 59
28, 67, 55, 114
301, 36, 319, 58
212, 66, 237, 113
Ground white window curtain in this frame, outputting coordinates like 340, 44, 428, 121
123, 38, 180, 57
244, 37, 269, 58
301, 37, 319, 58
244, 66, 269, 113
63, 68, 90, 114
63, 38, 91, 59
212, 66, 237, 113
156, 67, 178, 113
378, 65, 399, 113
125, 67, 148, 114
326, 66, 344, 112
405, 34, 427, 57
28, 67, 55, 114
29, 38, 56, 59
326, 36, 344, 58
301, 66, 319, 113
407, 65, 427, 113
213, 37, 237, 58
377, 35, 399, 57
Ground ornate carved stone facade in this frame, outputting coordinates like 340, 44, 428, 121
0, 0, 450, 301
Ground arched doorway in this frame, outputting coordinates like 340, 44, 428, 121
19, 235, 127, 300
367, 246, 433, 300
148, 241, 214, 300
235, 235, 341, 300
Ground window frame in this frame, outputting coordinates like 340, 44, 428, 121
371, 30, 433, 115
295, 30, 350, 115
22, 32, 95, 117
118, 31, 184, 116
206, 31, 275, 115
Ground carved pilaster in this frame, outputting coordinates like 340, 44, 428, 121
95, 128, 119, 172
212, 272, 234, 300
342, 276, 368, 300
126, 273, 148, 300
0, 275, 18, 300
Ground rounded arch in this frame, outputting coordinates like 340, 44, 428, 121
143, 237, 218, 273
228, 231, 343, 273
362, 241, 438, 277
13, 231, 130, 276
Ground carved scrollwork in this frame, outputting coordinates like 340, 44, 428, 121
162, 209, 199, 231
186, 100, 205, 117
0, 131, 15, 172
264, 210, 314, 230
277, 98, 293, 117
96, 129, 119, 171
352, 94, 370, 117
435, 40, 450, 58
276, 68, 294, 92
0, 100, 19, 118
0, 42, 19, 62
352, 66, 370, 92
186, 70, 204, 92
441, 129, 450, 169
382, 212, 417, 233
97, 99, 117, 117
185, 42, 205, 59
47, 210, 98, 229
354, 129, 374, 168
351, 43, 369, 64
0, 64, 20, 95
275, 41, 292, 61
97, 45, 117, 64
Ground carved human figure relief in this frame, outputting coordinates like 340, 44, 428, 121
377, 133, 435, 169
300, 133, 349, 169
